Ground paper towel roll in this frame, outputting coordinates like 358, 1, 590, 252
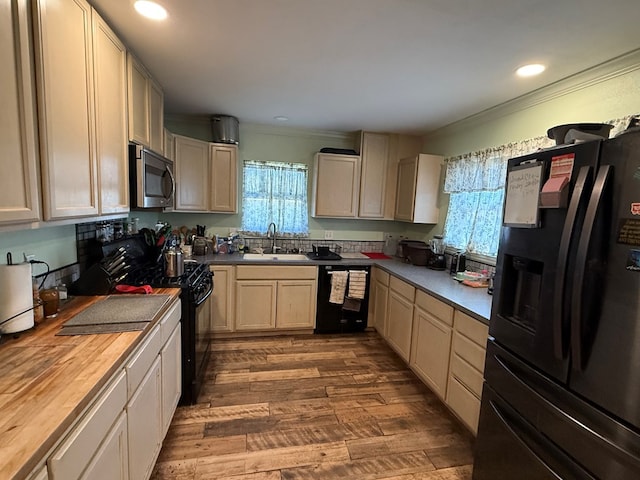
0, 263, 35, 334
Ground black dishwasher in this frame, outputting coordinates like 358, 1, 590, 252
315, 264, 370, 333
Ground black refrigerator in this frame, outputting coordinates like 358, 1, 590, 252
473, 131, 640, 479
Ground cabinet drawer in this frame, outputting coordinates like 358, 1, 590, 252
236, 265, 317, 280
447, 375, 481, 434
450, 351, 484, 398
389, 275, 415, 301
126, 324, 161, 397
454, 310, 488, 347
374, 267, 389, 286
49, 370, 127, 480
160, 298, 181, 344
452, 330, 486, 373
415, 290, 453, 326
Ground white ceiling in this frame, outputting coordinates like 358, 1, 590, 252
91, 0, 640, 135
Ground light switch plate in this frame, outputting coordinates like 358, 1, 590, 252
324, 230, 334, 240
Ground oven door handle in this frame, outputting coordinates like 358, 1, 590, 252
194, 283, 213, 307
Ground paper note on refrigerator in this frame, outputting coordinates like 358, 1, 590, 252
503, 162, 543, 227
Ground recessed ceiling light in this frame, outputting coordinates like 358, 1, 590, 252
274, 116, 289, 121
516, 63, 546, 77
134, 1, 167, 20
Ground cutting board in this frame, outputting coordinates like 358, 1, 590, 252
362, 252, 391, 259
57, 295, 170, 335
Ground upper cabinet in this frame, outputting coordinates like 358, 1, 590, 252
33, 0, 130, 220
357, 132, 389, 219
163, 128, 175, 161
173, 134, 238, 213
127, 53, 164, 153
394, 153, 442, 224
92, 11, 129, 215
0, 0, 41, 224
33, 0, 99, 220
311, 153, 361, 218
311, 132, 423, 220
209, 144, 237, 213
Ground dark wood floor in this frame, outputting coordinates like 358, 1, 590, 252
151, 331, 474, 479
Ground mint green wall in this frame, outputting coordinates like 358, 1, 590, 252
423, 51, 640, 238
162, 117, 408, 241
0, 224, 76, 271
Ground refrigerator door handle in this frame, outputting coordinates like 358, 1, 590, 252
553, 166, 592, 360
571, 165, 612, 370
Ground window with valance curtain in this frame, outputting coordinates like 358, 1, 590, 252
442, 114, 637, 258
241, 160, 309, 235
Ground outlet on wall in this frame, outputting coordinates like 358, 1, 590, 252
324, 230, 334, 240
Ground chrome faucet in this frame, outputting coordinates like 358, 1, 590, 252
266, 222, 279, 253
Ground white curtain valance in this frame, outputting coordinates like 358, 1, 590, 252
443, 114, 638, 194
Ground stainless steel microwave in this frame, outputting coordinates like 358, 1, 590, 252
129, 144, 175, 209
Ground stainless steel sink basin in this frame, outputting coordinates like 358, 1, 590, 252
243, 253, 308, 261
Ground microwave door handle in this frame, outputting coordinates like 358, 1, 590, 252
163, 165, 176, 201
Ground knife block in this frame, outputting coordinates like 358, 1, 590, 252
68, 264, 114, 296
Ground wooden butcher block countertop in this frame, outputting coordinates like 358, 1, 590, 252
0, 288, 181, 480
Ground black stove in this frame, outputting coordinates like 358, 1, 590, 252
82, 235, 214, 405
306, 251, 342, 261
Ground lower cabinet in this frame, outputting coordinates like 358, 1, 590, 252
45, 298, 181, 480
160, 322, 181, 436
371, 267, 389, 335
445, 310, 489, 434
48, 370, 128, 480
81, 412, 128, 480
127, 356, 162, 480
235, 266, 317, 332
209, 265, 234, 333
373, 269, 489, 436
385, 275, 415, 362
409, 291, 454, 400
235, 280, 277, 330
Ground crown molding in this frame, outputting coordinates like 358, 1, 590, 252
426, 48, 640, 140
240, 122, 354, 140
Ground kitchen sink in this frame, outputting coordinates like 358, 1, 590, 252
243, 253, 309, 261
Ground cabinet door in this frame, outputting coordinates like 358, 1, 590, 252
386, 289, 414, 362
0, 0, 40, 224
34, 0, 99, 220
161, 323, 181, 437
394, 157, 417, 221
127, 356, 162, 480
163, 129, 175, 161
127, 53, 149, 146
209, 144, 238, 213
235, 280, 276, 330
372, 280, 388, 336
49, 370, 127, 480
312, 154, 360, 217
359, 132, 389, 219
276, 280, 317, 329
410, 306, 452, 399
92, 10, 128, 215
174, 135, 209, 211
210, 266, 234, 332
80, 412, 128, 480
149, 78, 164, 154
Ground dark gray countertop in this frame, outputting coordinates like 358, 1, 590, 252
194, 252, 492, 324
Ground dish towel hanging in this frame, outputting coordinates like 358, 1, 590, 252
348, 270, 367, 299
329, 271, 348, 304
